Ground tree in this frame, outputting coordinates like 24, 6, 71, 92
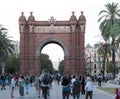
106, 61, 112, 74
0, 25, 14, 60
94, 42, 111, 77
0, 25, 14, 73
6, 54, 20, 73
106, 61, 118, 75
98, 2, 120, 79
58, 60, 64, 73
40, 53, 53, 73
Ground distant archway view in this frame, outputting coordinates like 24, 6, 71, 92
41, 43, 64, 70
19, 11, 86, 75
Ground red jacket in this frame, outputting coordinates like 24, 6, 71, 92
115, 88, 120, 99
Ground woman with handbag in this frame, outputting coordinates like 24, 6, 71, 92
61, 75, 71, 99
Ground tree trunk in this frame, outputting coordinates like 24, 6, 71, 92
102, 57, 106, 78
112, 48, 116, 79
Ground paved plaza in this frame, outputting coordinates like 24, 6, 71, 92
0, 81, 118, 99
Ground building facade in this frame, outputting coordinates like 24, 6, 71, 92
85, 44, 102, 76
85, 43, 120, 77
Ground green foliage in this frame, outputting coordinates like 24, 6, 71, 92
58, 60, 64, 73
0, 25, 14, 62
98, 2, 120, 41
94, 42, 112, 77
40, 53, 53, 73
98, 2, 120, 79
109, 23, 120, 48
94, 42, 111, 56
97, 87, 115, 94
106, 61, 119, 74
0, 24, 15, 73
109, 23, 120, 37
5, 54, 20, 74
106, 61, 112, 73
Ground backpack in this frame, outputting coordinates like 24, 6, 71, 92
72, 80, 81, 94
43, 74, 50, 85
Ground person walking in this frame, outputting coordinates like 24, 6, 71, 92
39, 69, 50, 99
57, 73, 61, 85
18, 75, 25, 97
72, 76, 81, 99
71, 75, 76, 85
11, 75, 16, 98
81, 76, 85, 95
61, 75, 71, 99
35, 74, 41, 98
1, 73, 6, 90
98, 74, 102, 87
85, 77, 93, 99
25, 75, 30, 94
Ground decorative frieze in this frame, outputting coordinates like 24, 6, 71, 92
34, 26, 70, 33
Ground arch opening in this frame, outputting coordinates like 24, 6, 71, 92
41, 43, 64, 70
35, 37, 69, 58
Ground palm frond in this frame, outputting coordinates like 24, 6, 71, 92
98, 10, 109, 16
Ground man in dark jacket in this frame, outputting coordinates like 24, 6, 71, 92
72, 76, 81, 99
39, 69, 50, 99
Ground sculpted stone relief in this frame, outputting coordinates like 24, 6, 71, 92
34, 26, 70, 33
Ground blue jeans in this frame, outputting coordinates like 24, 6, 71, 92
25, 83, 30, 93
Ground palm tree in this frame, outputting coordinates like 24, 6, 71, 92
98, 2, 120, 79
94, 41, 111, 78
109, 23, 120, 50
0, 25, 14, 64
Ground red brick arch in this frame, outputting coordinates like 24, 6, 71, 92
36, 37, 69, 57
19, 11, 86, 75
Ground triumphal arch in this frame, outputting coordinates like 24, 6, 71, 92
18, 11, 86, 75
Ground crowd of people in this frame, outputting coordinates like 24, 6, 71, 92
61, 74, 93, 99
0, 71, 110, 99
0, 70, 54, 99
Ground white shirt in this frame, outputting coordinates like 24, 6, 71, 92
11, 78, 16, 87
71, 78, 76, 84
85, 81, 93, 91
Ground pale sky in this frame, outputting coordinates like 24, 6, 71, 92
0, 0, 119, 62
